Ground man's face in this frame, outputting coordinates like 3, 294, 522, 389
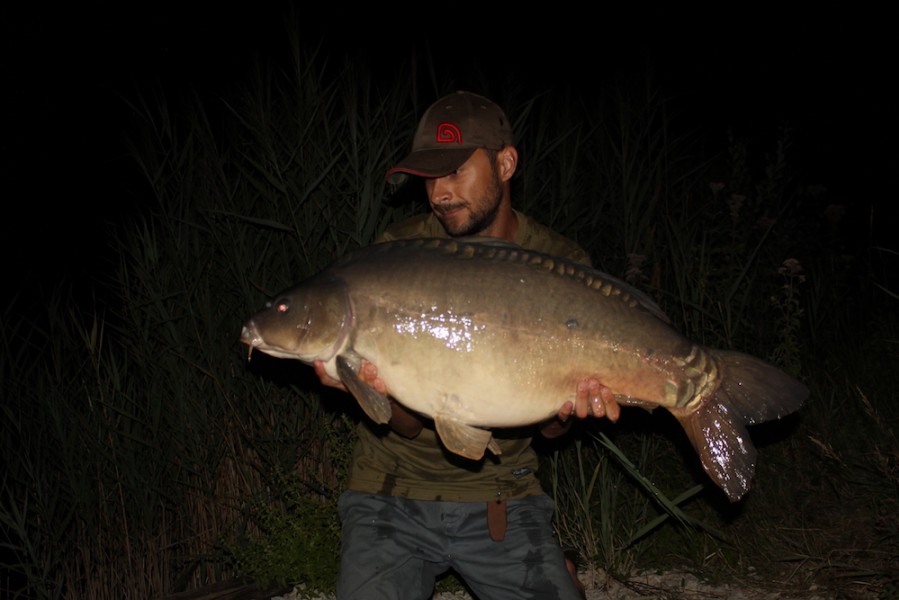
424, 148, 503, 237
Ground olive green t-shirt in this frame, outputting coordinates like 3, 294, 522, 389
345, 209, 591, 502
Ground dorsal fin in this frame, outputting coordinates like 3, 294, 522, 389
357, 237, 671, 324
455, 236, 522, 249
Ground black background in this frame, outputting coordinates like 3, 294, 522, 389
3, 5, 894, 293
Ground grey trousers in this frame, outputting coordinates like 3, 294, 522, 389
336, 490, 583, 600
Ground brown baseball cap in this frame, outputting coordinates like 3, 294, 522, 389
386, 91, 514, 184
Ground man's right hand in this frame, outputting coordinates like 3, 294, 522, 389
313, 359, 388, 396
313, 359, 422, 437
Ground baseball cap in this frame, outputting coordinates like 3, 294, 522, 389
386, 91, 514, 184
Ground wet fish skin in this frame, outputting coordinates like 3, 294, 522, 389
240, 237, 809, 501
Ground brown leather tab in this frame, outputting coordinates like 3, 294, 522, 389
487, 500, 507, 542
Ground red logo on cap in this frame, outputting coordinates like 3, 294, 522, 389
436, 122, 462, 144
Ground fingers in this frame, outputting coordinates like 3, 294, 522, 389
597, 384, 620, 422
575, 378, 620, 422
575, 379, 594, 419
556, 400, 575, 422
359, 361, 378, 384
313, 360, 346, 391
360, 360, 388, 395
314, 359, 387, 395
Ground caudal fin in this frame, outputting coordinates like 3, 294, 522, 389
674, 350, 809, 502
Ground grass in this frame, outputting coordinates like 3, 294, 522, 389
2, 22, 897, 600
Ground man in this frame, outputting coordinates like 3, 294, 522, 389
314, 91, 619, 600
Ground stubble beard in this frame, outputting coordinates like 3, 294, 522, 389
439, 169, 504, 238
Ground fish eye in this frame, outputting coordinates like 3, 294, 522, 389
275, 300, 290, 313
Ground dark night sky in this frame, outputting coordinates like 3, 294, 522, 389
2, 5, 895, 294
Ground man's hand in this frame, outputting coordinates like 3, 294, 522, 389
572, 377, 620, 421
312, 359, 422, 437
313, 359, 387, 395
540, 377, 620, 439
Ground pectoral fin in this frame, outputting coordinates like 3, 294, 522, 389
434, 415, 501, 460
336, 354, 392, 425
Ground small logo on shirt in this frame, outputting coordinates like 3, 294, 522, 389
512, 467, 532, 479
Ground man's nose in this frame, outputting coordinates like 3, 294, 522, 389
428, 177, 452, 203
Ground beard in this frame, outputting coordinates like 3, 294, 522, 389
436, 168, 504, 237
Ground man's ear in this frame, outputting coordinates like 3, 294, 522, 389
497, 146, 518, 182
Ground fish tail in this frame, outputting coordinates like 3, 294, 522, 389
674, 350, 809, 502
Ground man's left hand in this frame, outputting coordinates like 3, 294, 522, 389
540, 377, 619, 439
570, 377, 620, 422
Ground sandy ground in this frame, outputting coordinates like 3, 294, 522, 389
271, 566, 853, 599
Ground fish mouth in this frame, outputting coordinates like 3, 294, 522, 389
240, 322, 263, 348
240, 322, 265, 360
239, 321, 303, 361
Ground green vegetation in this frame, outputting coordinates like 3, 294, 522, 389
2, 33, 896, 600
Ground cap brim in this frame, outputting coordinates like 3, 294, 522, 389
385, 147, 477, 185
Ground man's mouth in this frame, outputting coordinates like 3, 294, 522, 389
435, 204, 464, 217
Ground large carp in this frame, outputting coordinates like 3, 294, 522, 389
240, 237, 808, 501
